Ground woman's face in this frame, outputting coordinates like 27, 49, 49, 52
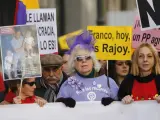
137, 46, 154, 73
74, 50, 93, 75
115, 60, 130, 77
21, 78, 36, 97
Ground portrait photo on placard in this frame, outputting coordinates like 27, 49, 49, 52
0, 25, 41, 81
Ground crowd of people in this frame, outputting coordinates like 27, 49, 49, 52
0, 30, 160, 108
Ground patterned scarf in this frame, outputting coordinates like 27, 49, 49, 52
40, 78, 58, 102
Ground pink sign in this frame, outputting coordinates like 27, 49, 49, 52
132, 16, 160, 51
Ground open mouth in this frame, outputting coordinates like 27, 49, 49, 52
122, 70, 128, 73
82, 65, 88, 68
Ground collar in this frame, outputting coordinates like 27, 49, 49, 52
135, 73, 156, 83
76, 68, 95, 78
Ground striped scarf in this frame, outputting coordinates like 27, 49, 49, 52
40, 78, 58, 102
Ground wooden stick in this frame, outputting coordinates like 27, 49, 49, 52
18, 60, 25, 96
19, 78, 23, 96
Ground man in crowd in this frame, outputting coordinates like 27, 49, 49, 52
35, 54, 68, 102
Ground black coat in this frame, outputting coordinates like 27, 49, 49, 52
118, 74, 160, 100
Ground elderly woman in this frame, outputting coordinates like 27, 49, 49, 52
118, 43, 160, 104
56, 31, 119, 107
0, 78, 47, 107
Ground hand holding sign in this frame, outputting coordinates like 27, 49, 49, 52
13, 96, 22, 104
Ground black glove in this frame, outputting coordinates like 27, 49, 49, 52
56, 97, 76, 108
101, 97, 114, 106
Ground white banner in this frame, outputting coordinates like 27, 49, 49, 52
0, 101, 160, 120
27, 9, 58, 55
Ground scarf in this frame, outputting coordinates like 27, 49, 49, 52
40, 78, 58, 102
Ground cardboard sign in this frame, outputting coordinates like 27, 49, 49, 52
136, 0, 160, 30
87, 26, 132, 60
0, 101, 160, 120
27, 9, 58, 55
0, 25, 41, 81
59, 30, 83, 50
132, 16, 160, 51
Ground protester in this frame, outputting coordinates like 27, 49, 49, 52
35, 54, 68, 102
118, 43, 160, 104
62, 53, 70, 75
0, 78, 47, 107
108, 60, 131, 86
56, 31, 119, 107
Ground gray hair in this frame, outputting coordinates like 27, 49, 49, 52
68, 44, 101, 75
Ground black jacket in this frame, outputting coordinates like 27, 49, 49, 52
118, 74, 160, 100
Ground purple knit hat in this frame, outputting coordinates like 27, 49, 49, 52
66, 30, 95, 54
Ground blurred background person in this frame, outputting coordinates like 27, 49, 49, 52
108, 60, 131, 86
61, 52, 70, 76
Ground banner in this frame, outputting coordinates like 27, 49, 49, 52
0, 101, 160, 120
132, 16, 160, 51
87, 26, 132, 60
0, 25, 41, 81
27, 9, 58, 55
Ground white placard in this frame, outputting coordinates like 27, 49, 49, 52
27, 9, 58, 55
136, 0, 160, 31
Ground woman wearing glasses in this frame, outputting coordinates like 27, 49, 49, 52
118, 43, 160, 104
108, 60, 131, 86
0, 78, 47, 106
56, 31, 119, 107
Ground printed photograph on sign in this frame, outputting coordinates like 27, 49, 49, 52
0, 25, 41, 81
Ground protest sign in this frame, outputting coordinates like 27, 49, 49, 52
0, 25, 41, 81
132, 16, 160, 51
87, 26, 132, 60
59, 30, 82, 50
0, 101, 160, 120
136, 0, 160, 30
27, 9, 58, 55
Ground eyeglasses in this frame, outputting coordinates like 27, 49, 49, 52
115, 61, 130, 66
75, 55, 92, 62
23, 81, 36, 86
43, 66, 60, 72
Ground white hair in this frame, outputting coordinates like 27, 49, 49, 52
68, 44, 101, 75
